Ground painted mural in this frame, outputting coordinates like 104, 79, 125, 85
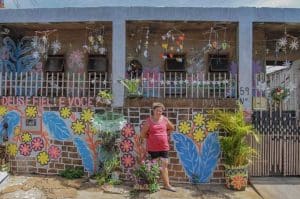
0, 105, 99, 173
0, 36, 40, 73
172, 112, 220, 183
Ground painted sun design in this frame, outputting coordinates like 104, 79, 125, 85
7, 143, 17, 156
25, 106, 38, 118
37, 151, 50, 166
71, 120, 85, 135
80, 109, 94, 123
21, 132, 32, 143
193, 128, 206, 142
178, 121, 192, 134
0, 106, 7, 116
207, 120, 218, 131
193, 113, 205, 127
59, 107, 72, 119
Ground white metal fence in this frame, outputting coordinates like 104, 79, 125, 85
0, 72, 111, 97
135, 72, 237, 99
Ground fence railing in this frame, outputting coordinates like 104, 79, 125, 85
136, 72, 237, 99
0, 72, 111, 97
0, 72, 238, 99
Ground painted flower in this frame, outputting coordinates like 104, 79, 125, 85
14, 126, 21, 136
0, 106, 7, 116
19, 143, 32, 156
71, 120, 85, 135
231, 175, 247, 190
21, 132, 32, 142
193, 128, 205, 142
7, 143, 17, 156
193, 113, 205, 127
25, 106, 38, 118
37, 151, 50, 166
121, 124, 135, 138
31, 137, 44, 151
59, 107, 72, 119
48, 145, 61, 159
207, 120, 218, 131
178, 121, 191, 134
80, 109, 94, 123
121, 154, 135, 168
120, 139, 134, 153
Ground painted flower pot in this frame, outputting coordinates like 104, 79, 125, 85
224, 165, 248, 191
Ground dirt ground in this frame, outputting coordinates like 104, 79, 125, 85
0, 175, 261, 199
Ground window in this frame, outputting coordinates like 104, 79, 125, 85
164, 54, 186, 72
45, 55, 65, 72
208, 53, 229, 72
88, 55, 108, 72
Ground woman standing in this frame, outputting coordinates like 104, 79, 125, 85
140, 102, 176, 192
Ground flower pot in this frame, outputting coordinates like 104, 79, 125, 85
224, 165, 248, 191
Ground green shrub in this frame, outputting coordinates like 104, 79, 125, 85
59, 168, 84, 179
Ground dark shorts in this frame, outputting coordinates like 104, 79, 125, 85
148, 151, 168, 159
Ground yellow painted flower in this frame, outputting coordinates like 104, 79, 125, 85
25, 106, 38, 118
207, 120, 218, 131
80, 109, 94, 123
14, 126, 21, 136
37, 151, 50, 166
7, 143, 17, 156
0, 106, 7, 116
60, 107, 72, 119
178, 121, 191, 134
21, 132, 32, 142
193, 113, 205, 127
71, 120, 85, 135
193, 128, 205, 142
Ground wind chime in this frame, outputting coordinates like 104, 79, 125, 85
132, 26, 150, 59
83, 26, 107, 55
160, 28, 185, 59
203, 25, 230, 54
31, 29, 59, 60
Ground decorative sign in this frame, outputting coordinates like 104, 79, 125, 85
0, 96, 96, 107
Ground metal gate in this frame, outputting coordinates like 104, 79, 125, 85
250, 70, 300, 176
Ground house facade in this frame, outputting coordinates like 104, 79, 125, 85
0, 7, 299, 184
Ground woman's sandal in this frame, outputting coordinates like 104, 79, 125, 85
162, 186, 176, 192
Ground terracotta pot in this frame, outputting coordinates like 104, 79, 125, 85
224, 165, 248, 191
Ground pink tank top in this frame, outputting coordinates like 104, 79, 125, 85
146, 116, 169, 151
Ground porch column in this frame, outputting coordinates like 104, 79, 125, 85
112, 19, 126, 107
238, 20, 253, 111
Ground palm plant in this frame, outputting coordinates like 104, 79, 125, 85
213, 103, 259, 167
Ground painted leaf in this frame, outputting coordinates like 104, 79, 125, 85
74, 137, 94, 173
42, 112, 71, 141
3, 111, 20, 139
172, 132, 200, 180
198, 132, 220, 183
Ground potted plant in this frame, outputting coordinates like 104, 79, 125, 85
119, 78, 142, 98
213, 103, 259, 191
96, 90, 113, 106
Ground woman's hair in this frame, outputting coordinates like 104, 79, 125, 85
152, 102, 165, 110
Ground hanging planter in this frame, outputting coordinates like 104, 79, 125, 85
119, 79, 143, 98
271, 86, 289, 103
92, 112, 126, 133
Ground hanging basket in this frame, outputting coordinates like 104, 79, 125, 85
92, 112, 126, 132
224, 165, 248, 191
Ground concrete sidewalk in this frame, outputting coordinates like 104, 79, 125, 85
250, 177, 300, 199
0, 175, 262, 199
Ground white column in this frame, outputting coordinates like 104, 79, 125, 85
112, 20, 126, 107
238, 20, 253, 111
